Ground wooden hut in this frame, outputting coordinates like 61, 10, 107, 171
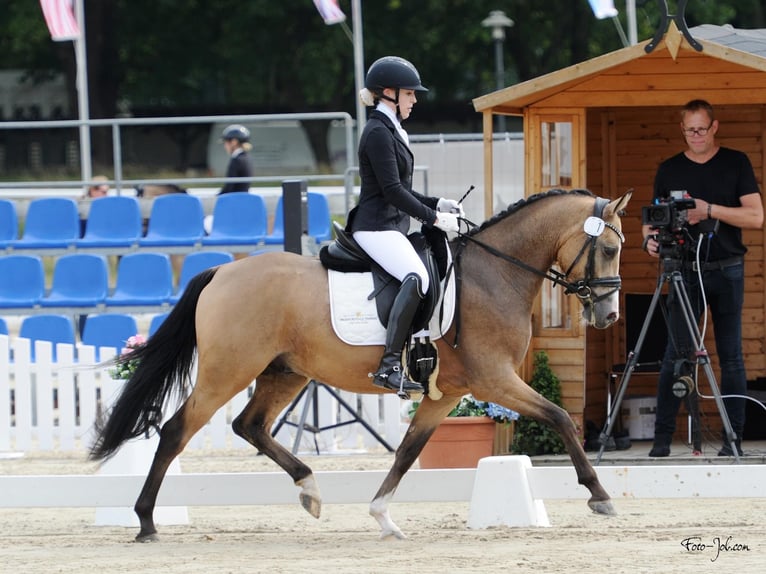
473, 23, 766, 439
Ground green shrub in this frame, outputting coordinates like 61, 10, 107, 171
511, 350, 566, 456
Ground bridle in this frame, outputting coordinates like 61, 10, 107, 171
449, 197, 624, 346
553, 197, 624, 305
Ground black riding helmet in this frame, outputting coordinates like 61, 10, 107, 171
365, 57, 427, 117
365, 56, 428, 92
221, 124, 250, 143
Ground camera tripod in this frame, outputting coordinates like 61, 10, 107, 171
271, 380, 394, 455
596, 256, 741, 463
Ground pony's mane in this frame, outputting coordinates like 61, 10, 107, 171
466, 188, 595, 237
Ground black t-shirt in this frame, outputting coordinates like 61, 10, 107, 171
653, 147, 759, 261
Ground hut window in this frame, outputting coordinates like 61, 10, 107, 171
541, 264, 570, 329
541, 122, 573, 188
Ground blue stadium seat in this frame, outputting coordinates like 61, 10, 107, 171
40, 253, 109, 308
148, 313, 169, 337
19, 314, 76, 362
12, 197, 79, 249
307, 192, 332, 243
81, 313, 139, 361
75, 196, 142, 248
0, 199, 19, 248
0, 316, 8, 335
138, 194, 205, 247
263, 197, 285, 245
201, 192, 268, 247
105, 252, 173, 306
0, 255, 45, 309
169, 251, 233, 304
264, 192, 332, 245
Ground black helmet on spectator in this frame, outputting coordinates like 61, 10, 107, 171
365, 56, 428, 92
221, 124, 250, 143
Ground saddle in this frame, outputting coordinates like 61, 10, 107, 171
319, 222, 445, 333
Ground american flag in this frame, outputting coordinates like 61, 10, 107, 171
39, 0, 80, 41
313, 0, 346, 26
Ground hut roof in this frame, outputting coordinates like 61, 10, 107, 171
473, 24, 766, 115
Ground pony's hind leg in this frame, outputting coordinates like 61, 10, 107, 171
231, 371, 322, 518
133, 381, 242, 541
132, 405, 194, 542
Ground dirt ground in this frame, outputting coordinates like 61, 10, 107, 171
1, 448, 764, 573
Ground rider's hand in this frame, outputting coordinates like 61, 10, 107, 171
437, 197, 465, 218
434, 212, 460, 233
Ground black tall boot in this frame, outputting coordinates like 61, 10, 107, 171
371, 273, 424, 398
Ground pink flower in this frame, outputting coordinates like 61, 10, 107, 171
120, 334, 146, 356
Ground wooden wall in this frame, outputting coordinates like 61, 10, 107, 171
583, 105, 766, 438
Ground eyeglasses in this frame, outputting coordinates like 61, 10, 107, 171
681, 122, 713, 137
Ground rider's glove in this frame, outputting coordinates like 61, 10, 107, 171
434, 212, 460, 233
437, 197, 465, 218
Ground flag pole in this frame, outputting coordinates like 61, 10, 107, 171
626, 0, 637, 45
73, 0, 92, 189
351, 0, 365, 139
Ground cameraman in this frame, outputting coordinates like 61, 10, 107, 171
642, 99, 763, 457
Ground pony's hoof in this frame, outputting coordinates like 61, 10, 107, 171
297, 475, 322, 518
300, 492, 322, 518
134, 532, 159, 543
588, 499, 617, 516
379, 527, 407, 540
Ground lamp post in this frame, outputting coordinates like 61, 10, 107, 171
482, 10, 514, 133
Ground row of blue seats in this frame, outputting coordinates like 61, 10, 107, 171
0, 251, 234, 313
0, 191, 333, 253
0, 312, 168, 362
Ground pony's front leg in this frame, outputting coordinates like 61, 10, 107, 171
369, 396, 459, 539
484, 374, 615, 517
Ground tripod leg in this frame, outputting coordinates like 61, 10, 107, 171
670, 276, 740, 462
292, 381, 317, 455
596, 285, 666, 464
685, 387, 702, 454
318, 383, 395, 452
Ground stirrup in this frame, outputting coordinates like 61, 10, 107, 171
369, 365, 424, 400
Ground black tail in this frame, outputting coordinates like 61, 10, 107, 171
89, 267, 219, 461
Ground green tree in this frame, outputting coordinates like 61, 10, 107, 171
1, 0, 762, 167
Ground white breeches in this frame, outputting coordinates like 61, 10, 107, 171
353, 230, 429, 294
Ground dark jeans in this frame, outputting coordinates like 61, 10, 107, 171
654, 262, 747, 440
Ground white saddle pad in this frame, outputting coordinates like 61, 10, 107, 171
328, 268, 456, 346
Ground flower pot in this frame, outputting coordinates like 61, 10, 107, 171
417, 416, 496, 469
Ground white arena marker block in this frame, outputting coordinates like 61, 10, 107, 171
94, 434, 188, 527
467, 455, 550, 529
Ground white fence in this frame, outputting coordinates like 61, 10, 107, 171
0, 334, 404, 455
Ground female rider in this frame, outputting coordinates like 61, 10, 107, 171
347, 56, 462, 396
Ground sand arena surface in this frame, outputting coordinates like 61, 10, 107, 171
1, 449, 764, 573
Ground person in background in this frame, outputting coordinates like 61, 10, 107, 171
347, 56, 462, 397
80, 175, 110, 237
642, 99, 763, 457
219, 124, 253, 195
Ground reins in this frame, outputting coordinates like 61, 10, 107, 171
447, 195, 624, 348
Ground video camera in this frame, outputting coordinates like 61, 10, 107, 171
642, 191, 696, 259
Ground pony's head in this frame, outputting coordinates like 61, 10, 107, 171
556, 190, 632, 329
